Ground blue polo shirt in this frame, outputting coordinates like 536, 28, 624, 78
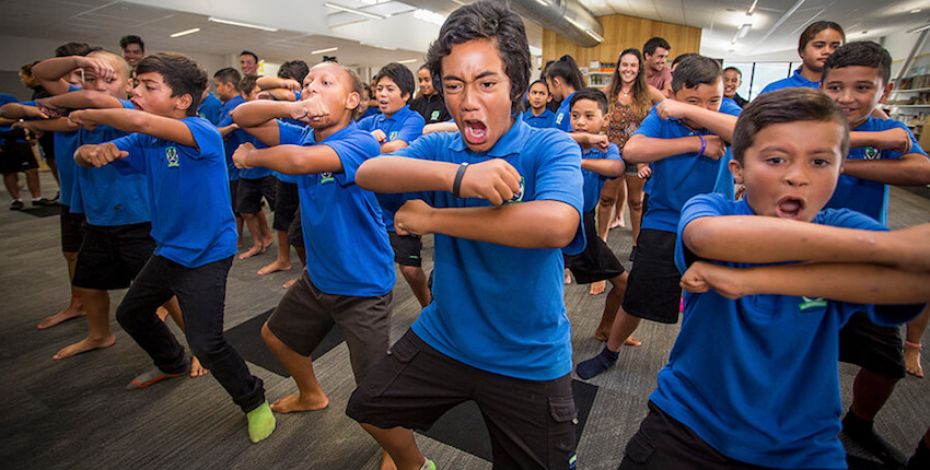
522, 108, 556, 129
110, 117, 237, 268
219, 97, 270, 181
54, 84, 82, 208
388, 119, 585, 380
276, 120, 395, 297
633, 105, 739, 232
553, 91, 575, 132
720, 97, 743, 116
358, 105, 425, 230
825, 117, 927, 225
654, 193, 923, 469
358, 106, 380, 121
198, 92, 223, 126
581, 143, 622, 213
759, 68, 820, 95
71, 99, 150, 226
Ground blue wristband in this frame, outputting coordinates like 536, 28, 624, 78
698, 135, 707, 157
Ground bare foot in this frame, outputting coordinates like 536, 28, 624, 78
37, 308, 85, 330
609, 218, 622, 230
190, 356, 208, 378
588, 281, 606, 296
380, 451, 397, 470
258, 260, 292, 276
564, 270, 572, 285
282, 278, 298, 289
905, 342, 924, 378
269, 392, 329, 413
52, 335, 116, 360
261, 236, 274, 251
624, 335, 642, 347
239, 244, 265, 260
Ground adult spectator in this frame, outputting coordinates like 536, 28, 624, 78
240, 50, 259, 76
120, 35, 145, 69
643, 36, 672, 96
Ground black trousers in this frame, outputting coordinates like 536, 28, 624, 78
116, 255, 265, 412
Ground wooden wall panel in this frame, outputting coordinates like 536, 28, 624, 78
542, 13, 702, 68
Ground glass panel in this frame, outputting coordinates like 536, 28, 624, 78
749, 62, 793, 100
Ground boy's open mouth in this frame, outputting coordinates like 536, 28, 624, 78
463, 119, 488, 144
775, 196, 805, 219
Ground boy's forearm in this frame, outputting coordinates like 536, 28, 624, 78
0, 103, 31, 119
22, 118, 79, 133
424, 201, 579, 248
230, 101, 292, 127
682, 106, 737, 141
842, 155, 930, 186
581, 159, 624, 177
41, 91, 123, 110
623, 135, 699, 163
356, 156, 456, 193
380, 140, 409, 154
740, 263, 930, 305
32, 57, 80, 95
256, 76, 286, 90
243, 145, 342, 175
684, 216, 903, 266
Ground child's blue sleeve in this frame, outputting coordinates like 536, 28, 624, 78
110, 133, 147, 175
633, 108, 662, 137
277, 120, 306, 145
375, 133, 439, 208
674, 193, 730, 274
325, 129, 381, 187
534, 131, 585, 255
181, 118, 220, 160
393, 114, 425, 143
357, 115, 374, 131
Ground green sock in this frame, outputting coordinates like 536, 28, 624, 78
246, 401, 276, 443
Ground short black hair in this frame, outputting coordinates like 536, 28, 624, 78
529, 79, 548, 92
119, 35, 145, 51
374, 62, 416, 99
732, 87, 848, 164
798, 21, 845, 55
671, 52, 699, 69
547, 55, 586, 90
213, 67, 242, 90
425, 0, 531, 113
643, 37, 671, 55
240, 50, 259, 62
278, 60, 309, 83
56, 42, 92, 58
723, 66, 742, 77
570, 87, 608, 115
823, 41, 891, 84
136, 53, 208, 117
671, 55, 722, 92
239, 74, 260, 95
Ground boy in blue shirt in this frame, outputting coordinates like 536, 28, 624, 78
213, 68, 249, 250
818, 41, 930, 467
358, 62, 431, 309
229, 60, 397, 465
346, 3, 584, 469
576, 55, 739, 379
759, 21, 845, 95
68, 53, 275, 444
522, 79, 555, 128
615, 87, 929, 469
197, 89, 222, 125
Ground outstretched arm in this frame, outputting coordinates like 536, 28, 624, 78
623, 134, 726, 163
0, 103, 48, 120
231, 142, 342, 175
69, 108, 196, 148
14, 117, 79, 133
32, 56, 116, 96
37, 90, 124, 111
656, 99, 737, 141
842, 153, 930, 186
581, 158, 624, 177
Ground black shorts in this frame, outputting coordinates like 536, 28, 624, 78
619, 402, 771, 469
389, 232, 423, 267
267, 270, 392, 381
0, 141, 38, 174
236, 176, 277, 214
273, 180, 299, 232
59, 205, 86, 253
287, 209, 303, 249
622, 229, 681, 324
565, 211, 625, 284
72, 222, 155, 291
229, 180, 239, 215
839, 312, 906, 378
346, 330, 578, 469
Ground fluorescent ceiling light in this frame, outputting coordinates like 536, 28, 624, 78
413, 9, 445, 26
912, 9, 922, 14
908, 23, 930, 34
747, 0, 758, 15
361, 42, 397, 51
324, 2, 387, 20
398, 59, 418, 64
312, 47, 339, 54
170, 28, 200, 38
208, 17, 278, 32
738, 23, 752, 38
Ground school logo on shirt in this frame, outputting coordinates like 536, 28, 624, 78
165, 146, 180, 168
863, 147, 880, 160
320, 172, 335, 184
389, 131, 398, 141
799, 296, 827, 311
430, 110, 440, 122
555, 113, 564, 125
505, 176, 526, 204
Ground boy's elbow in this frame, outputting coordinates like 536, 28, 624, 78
622, 140, 645, 163
681, 219, 716, 257
356, 162, 375, 189
128, 113, 152, 134
541, 205, 579, 248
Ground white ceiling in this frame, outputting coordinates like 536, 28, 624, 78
0, 0, 927, 72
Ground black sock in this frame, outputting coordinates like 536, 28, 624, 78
908, 437, 930, 469
843, 409, 906, 467
575, 347, 619, 380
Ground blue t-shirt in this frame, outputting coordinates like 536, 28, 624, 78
219, 97, 270, 181
358, 105, 426, 230
720, 97, 743, 116
522, 108, 556, 129
198, 92, 223, 126
358, 106, 380, 121
71, 98, 150, 226
633, 105, 739, 232
759, 68, 820, 95
553, 91, 575, 132
0, 94, 19, 146
580, 143, 622, 213
653, 193, 923, 469
53, 84, 82, 208
389, 119, 585, 380
825, 117, 927, 225
277, 120, 395, 297
111, 117, 237, 268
